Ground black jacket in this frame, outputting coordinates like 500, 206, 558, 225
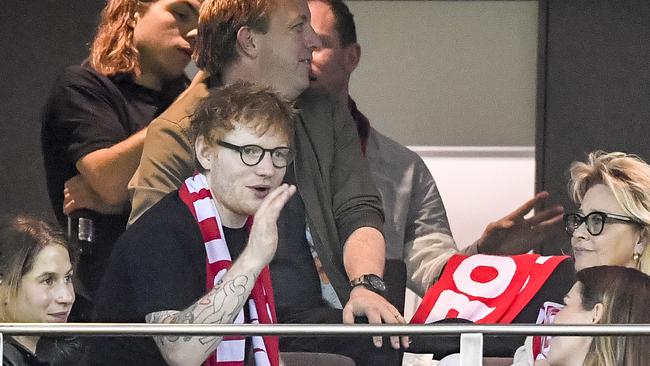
2, 337, 49, 366
2, 337, 83, 366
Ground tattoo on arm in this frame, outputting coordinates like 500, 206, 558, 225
146, 272, 258, 352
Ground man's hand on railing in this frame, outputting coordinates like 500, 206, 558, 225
342, 286, 410, 350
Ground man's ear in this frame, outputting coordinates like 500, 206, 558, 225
591, 303, 604, 324
344, 43, 361, 74
236, 26, 259, 58
195, 135, 214, 171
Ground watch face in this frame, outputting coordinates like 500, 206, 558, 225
367, 275, 386, 292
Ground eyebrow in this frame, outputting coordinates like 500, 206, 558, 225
289, 14, 308, 27
36, 268, 73, 279
36, 272, 56, 280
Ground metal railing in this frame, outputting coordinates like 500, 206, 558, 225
2, 323, 650, 336
2, 323, 649, 365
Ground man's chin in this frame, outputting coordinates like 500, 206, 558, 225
279, 82, 308, 100
245, 200, 265, 215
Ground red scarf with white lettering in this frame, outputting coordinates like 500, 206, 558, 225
179, 173, 279, 366
410, 254, 568, 324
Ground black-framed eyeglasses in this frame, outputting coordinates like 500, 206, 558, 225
217, 140, 294, 168
563, 211, 641, 236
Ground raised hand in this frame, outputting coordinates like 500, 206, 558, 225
245, 184, 296, 269
476, 191, 564, 255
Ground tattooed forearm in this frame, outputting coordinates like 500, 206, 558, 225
145, 310, 176, 323
146, 269, 260, 366
145, 310, 179, 347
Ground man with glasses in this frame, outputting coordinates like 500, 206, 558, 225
126, 0, 407, 364
216, 141, 294, 169
90, 83, 298, 365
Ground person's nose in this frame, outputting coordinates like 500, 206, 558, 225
573, 220, 589, 240
186, 27, 198, 50
55, 282, 75, 305
255, 152, 276, 177
305, 23, 321, 51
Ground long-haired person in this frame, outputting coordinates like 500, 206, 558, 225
40, 0, 203, 315
541, 265, 650, 366
0, 215, 78, 365
565, 151, 650, 274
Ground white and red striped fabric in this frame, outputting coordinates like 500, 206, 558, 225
531, 301, 563, 361
410, 254, 568, 324
179, 173, 279, 366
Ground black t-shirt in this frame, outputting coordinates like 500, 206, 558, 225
271, 164, 324, 317
89, 192, 247, 365
40, 65, 184, 295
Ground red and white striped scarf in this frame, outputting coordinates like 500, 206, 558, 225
410, 254, 568, 324
179, 173, 279, 366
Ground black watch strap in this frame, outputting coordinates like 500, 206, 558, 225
349, 274, 386, 294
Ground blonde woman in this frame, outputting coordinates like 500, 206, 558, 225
565, 151, 650, 274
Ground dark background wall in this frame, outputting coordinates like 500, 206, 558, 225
536, 0, 650, 254
1, 1, 103, 221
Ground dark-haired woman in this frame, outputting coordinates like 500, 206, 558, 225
1, 215, 79, 365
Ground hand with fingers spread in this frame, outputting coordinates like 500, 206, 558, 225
476, 191, 564, 255
342, 286, 410, 350
244, 184, 297, 269
63, 174, 125, 215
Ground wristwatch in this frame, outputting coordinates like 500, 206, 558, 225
349, 274, 386, 294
